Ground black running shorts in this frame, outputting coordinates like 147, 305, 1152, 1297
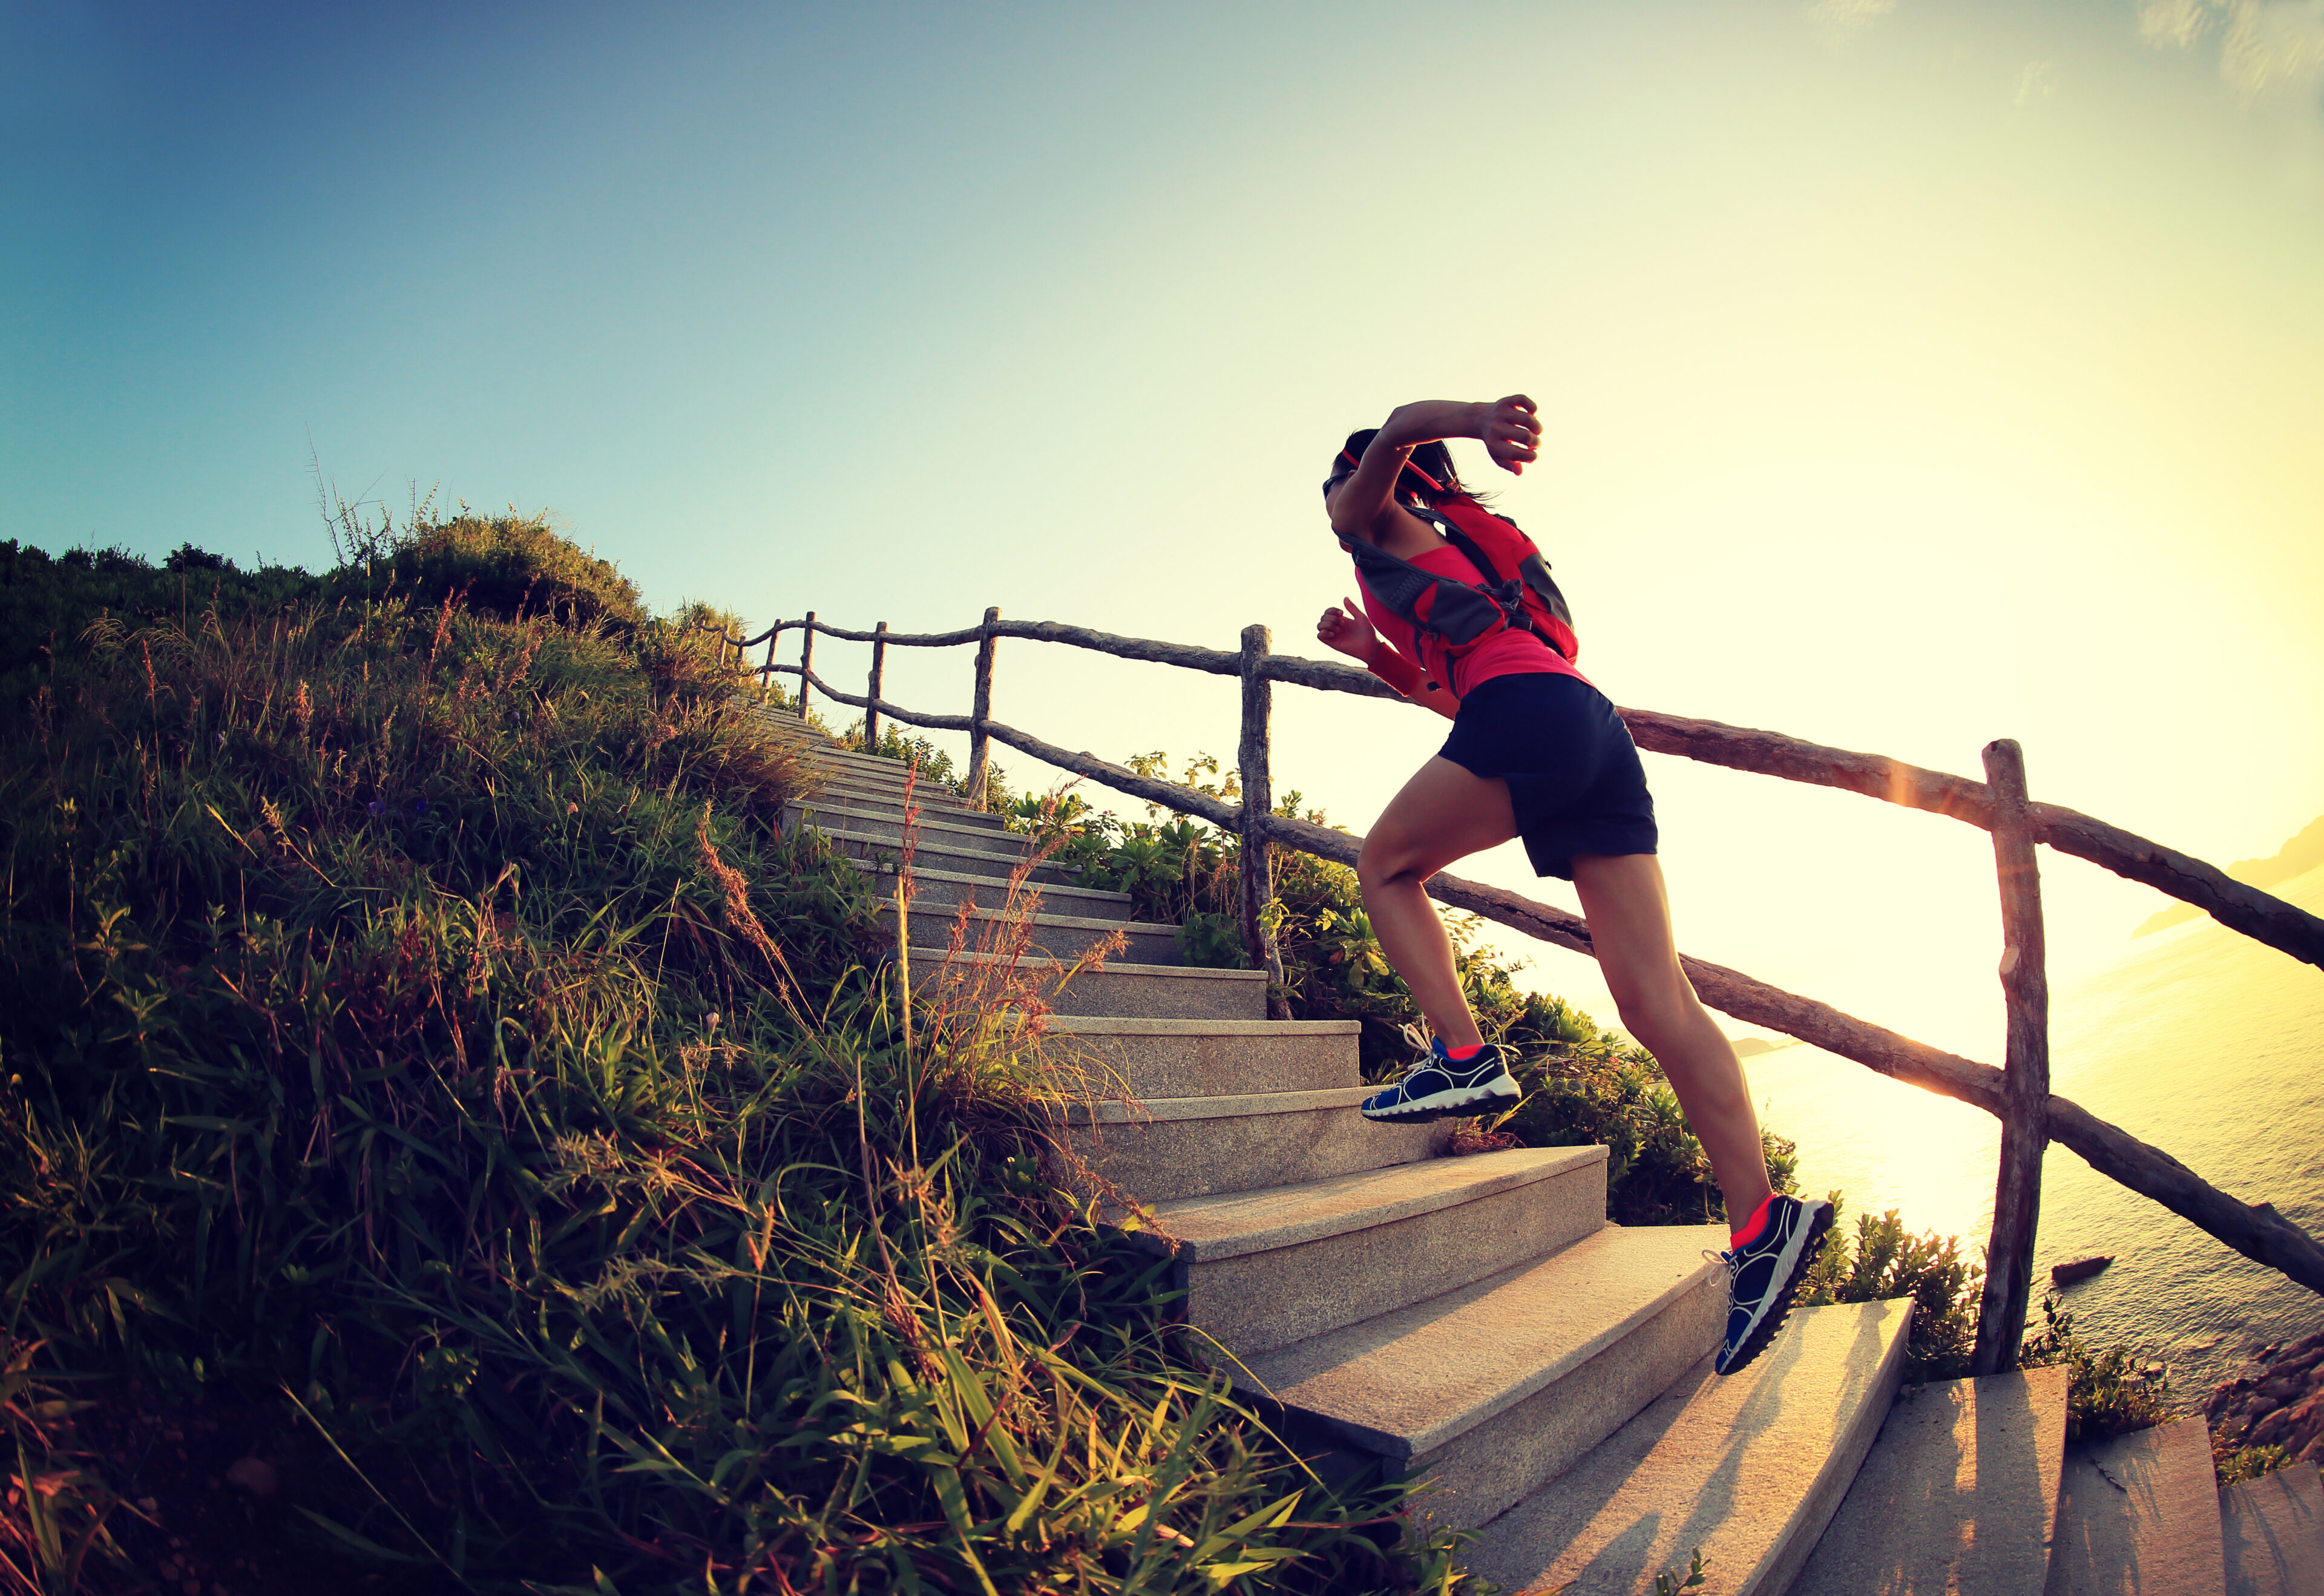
1436, 672, 1658, 880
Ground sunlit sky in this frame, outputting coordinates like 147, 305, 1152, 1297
8, 1, 2322, 1071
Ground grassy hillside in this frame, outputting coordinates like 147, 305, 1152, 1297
0, 520, 1459, 1595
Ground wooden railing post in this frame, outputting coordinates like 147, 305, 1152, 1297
798, 612, 816, 721
1238, 625, 1292, 1019
761, 625, 781, 700
865, 622, 888, 749
1971, 738, 2052, 1374
966, 606, 999, 806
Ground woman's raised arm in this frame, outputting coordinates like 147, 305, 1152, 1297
1325, 395, 1542, 544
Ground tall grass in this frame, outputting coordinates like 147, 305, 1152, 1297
0, 526, 1479, 1594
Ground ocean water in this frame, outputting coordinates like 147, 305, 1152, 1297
1740, 862, 2324, 1397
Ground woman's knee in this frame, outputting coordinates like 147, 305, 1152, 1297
1357, 834, 1425, 893
1609, 980, 1699, 1055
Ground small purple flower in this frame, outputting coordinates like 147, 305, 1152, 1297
366, 801, 385, 816
411, 798, 427, 815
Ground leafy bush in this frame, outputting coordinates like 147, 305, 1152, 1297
2019, 1295, 2176, 1442
322, 483, 647, 633
1497, 1051, 1799, 1228
0, 542, 1476, 1593
0, 536, 315, 715
2212, 1433, 2293, 1485
375, 511, 647, 631
1796, 1197, 1983, 1383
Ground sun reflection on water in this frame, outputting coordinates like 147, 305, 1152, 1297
1739, 864, 2324, 1392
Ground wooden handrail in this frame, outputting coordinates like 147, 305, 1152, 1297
1243, 652, 2324, 968
769, 654, 2324, 1306
746, 617, 2324, 968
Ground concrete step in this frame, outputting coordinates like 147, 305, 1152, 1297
919, 947, 1267, 1020
1046, 1016, 1358, 1098
789, 779, 1011, 823
2041, 1414, 2222, 1596
1466, 1298, 1915, 1596
787, 749, 955, 786
1065, 1086, 1445, 1204
1138, 1147, 1609, 1358
856, 864, 1131, 922
829, 829, 1078, 888
746, 717, 874, 755
1794, 1365, 2071, 1595
801, 769, 993, 815
882, 902, 1180, 965
757, 729, 977, 787
2221, 1463, 2324, 1596
790, 805, 1022, 853
1244, 1222, 1725, 1532
787, 799, 1013, 843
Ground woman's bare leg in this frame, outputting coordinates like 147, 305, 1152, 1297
1359, 769, 1773, 1220
1356, 757, 1521, 1051
1569, 852, 1773, 1224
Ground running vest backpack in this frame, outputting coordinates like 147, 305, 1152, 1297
1342, 496, 1578, 691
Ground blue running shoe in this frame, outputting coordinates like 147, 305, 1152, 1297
1359, 1034, 1522, 1124
1713, 1194, 1834, 1376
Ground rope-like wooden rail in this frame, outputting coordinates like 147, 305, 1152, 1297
1224, 651, 2324, 969
745, 629, 2324, 970
778, 663, 2324, 1298
766, 655, 2324, 1304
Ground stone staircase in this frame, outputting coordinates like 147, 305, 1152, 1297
753, 705, 2324, 1594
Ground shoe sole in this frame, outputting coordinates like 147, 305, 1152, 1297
1715, 1200, 1835, 1378
1359, 1079, 1523, 1125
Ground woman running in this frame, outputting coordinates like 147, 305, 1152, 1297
1315, 395, 1830, 1377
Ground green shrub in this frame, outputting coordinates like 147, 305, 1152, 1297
1796, 1197, 1983, 1382
2213, 1433, 2293, 1485
2019, 1295, 2176, 1442
0, 535, 313, 716
1496, 1054, 1799, 1228
330, 493, 648, 633
0, 546, 1483, 1593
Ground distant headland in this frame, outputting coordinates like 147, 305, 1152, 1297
2135, 813, 2324, 937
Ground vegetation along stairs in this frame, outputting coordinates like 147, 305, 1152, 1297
757, 704, 2323, 1594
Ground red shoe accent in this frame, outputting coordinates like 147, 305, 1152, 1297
1730, 1193, 1778, 1250
1441, 1042, 1488, 1064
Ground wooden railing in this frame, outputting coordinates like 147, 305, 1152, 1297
698, 609, 2324, 1373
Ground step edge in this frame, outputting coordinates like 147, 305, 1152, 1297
1463, 1299, 1915, 1594
789, 805, 1013, 837
804, 792, 996, 821
924, 948, 1262, 980
2050, 1413, 2223, 1596
1733, 1300, 1918, 1596
1145, 1145, 1607, 1261
1254, 1228, 1724, 1462
798, 769, 984, 795
792, 784, 1006, 812
859, 866, 1132, 906
787, 806, 1015, 836
882, 904, 1181, 936
1066, 1086, 1372, 1125
1049, 1017, 1361, 1037
822, 829, 1057, 866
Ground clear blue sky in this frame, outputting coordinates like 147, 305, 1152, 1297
8, 0, 2322, 1053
